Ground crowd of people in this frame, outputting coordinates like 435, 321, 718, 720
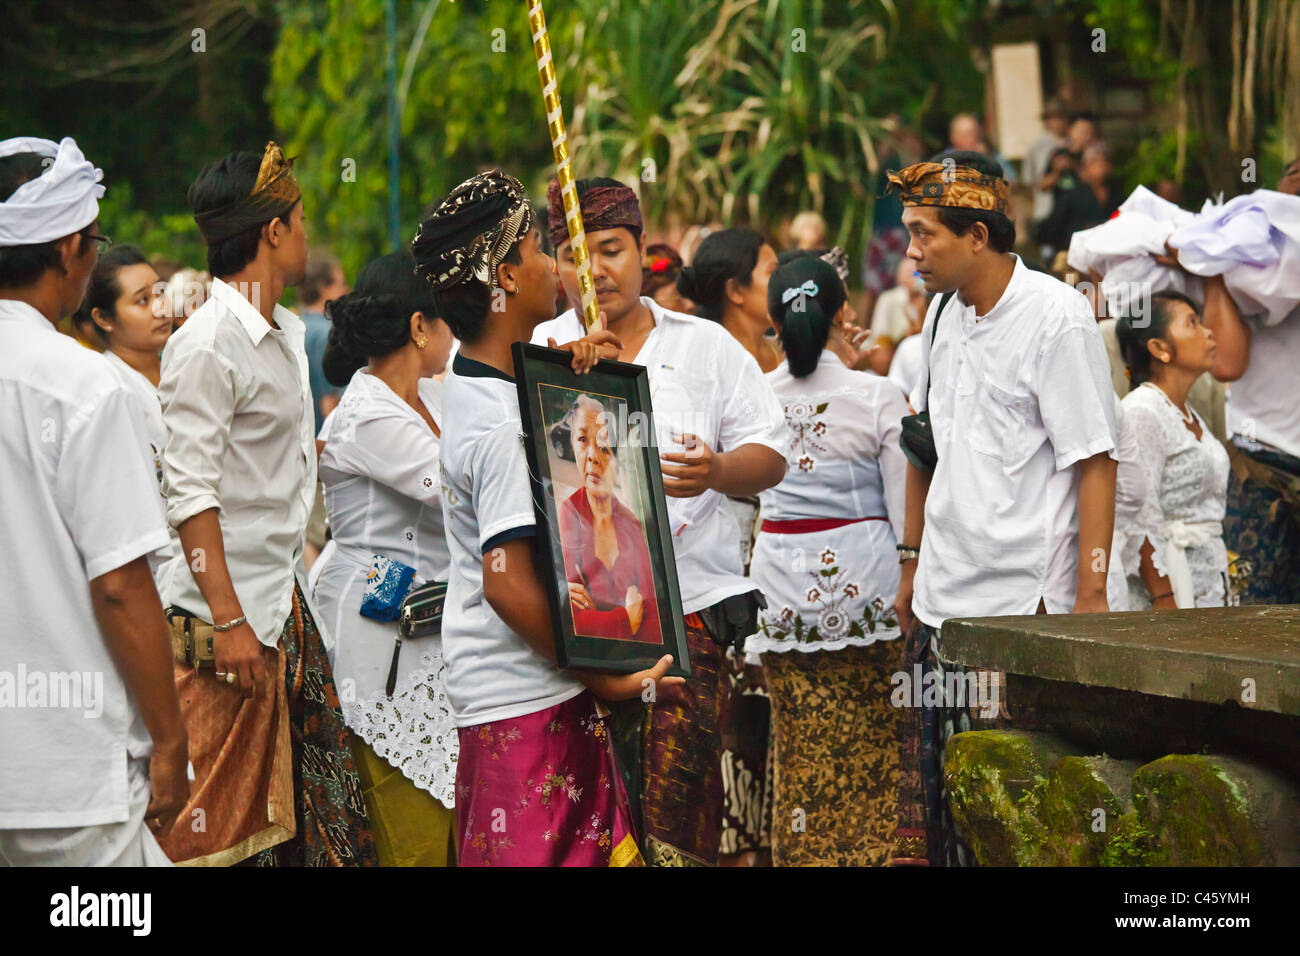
1, 108, 1297, 869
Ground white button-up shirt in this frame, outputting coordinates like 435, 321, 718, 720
0, 300, 171, 828
909, 256, 1117, 627
533, 297, 788, 614
156, 277, 318, 647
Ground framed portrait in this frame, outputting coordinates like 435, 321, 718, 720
512, 342, 691, 678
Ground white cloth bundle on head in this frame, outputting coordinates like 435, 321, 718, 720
1068, 184, 1300, 326
1168, 189, 1300, 327
0, 136, 104, 247
1067, 186, 1201, 318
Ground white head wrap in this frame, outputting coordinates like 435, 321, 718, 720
0, 136, 104, 247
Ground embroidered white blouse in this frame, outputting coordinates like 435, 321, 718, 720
1118, 382, 1230, 609
746, 352, 909, 654
311, 370, 456, 806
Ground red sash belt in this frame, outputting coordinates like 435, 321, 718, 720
759, 516, 887, 534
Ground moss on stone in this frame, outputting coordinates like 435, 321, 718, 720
1030, 756, 1129, 866
1125, 754, 1265, 866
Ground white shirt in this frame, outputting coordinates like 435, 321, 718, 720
909, 256, 1118, 627
311, 370, 457, 804
887, 331, 925, 403
869, 285, 920, 345
1228, 314, 1300, 459
438, 354, 585, 727
533, 297, 788, 613
156, 277, 319, 647
0, 300, 171, 828
747, 352, 909, 654
101, 349, 177, 583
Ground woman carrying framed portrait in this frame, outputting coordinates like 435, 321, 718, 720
746, 256, 910, 866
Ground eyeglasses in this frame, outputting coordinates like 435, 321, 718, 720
88, 233, 113, 251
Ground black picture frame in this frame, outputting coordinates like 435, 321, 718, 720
513, 342, 691, 678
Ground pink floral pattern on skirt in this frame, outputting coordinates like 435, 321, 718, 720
455, 691, 643, 866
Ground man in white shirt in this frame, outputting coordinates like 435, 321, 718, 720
1197, 175, 1300, 604
0, 137, 187, 865
155, 144, 375, 866
535, 176, 787, 866
887, 153, 1117, 866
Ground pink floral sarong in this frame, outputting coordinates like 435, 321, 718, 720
455, 690, 643, 866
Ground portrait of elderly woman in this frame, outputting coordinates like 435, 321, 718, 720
554, 393, 663, 644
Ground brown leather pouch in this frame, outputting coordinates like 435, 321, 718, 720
166, 608, 217, 668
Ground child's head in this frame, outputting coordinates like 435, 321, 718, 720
411, 170, 556, 343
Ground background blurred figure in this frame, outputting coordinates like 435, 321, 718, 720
642, 242, 691, 313
161, 266, 210, 331
945, 112, 1016, 182
299, 250, 348, 432
1039, 141, 1121, 253
868, 255, 927, 377
1278, 156, 1300, 195
1024, 98, 1070, 232
677, 226, 781, 372
788, 210, 827, 250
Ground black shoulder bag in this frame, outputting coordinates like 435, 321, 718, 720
898, 291, 954, 474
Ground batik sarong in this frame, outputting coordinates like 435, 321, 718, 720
892, 620, 974, 867
248, 585, 377, 866
762, 641, 901, 866
719, 650, 772, 860
626, 612, 731, 867
454, 690, 642, 867
1224, 442, 1300, 605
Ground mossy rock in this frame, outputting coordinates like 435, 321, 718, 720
944, 730, 1075, 865
1110, 753, 1300, 866
1031, 756, 1136, 866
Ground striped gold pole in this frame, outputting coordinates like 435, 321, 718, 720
526, 0, 600, 333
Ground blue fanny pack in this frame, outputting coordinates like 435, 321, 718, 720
359, 554, 418, 622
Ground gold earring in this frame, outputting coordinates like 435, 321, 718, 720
415, 335, 427, 350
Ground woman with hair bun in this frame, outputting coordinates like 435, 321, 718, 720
677, 227, 780, 372
311, 250, 458, 865
1115, 290, 1230, 609
745, 254, 910, 866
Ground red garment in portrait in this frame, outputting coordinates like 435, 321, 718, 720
558, 488, 662, 643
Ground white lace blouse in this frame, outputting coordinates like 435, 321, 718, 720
1118, 382, 1230, 609
746, 352, 909, 655
311, 370, 456, 806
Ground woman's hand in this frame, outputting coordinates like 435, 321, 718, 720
1153, 241, 1188, 274
578, 654, 685, 702
624, 585, 644, 633
660, 433, 719, 497
567, 581, 594, 611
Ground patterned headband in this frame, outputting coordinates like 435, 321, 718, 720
193, 142, 302, 245
886, 161, 1010, 218
411, 170, 536, 292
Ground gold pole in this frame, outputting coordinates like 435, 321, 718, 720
526, 0, 600, 332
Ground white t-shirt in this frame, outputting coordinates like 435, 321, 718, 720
532, 297, 788, 613
438, 353, 584, 727
1227, 314, 1300, 459
101, 350, 177, 584
0, 300, 171, 829
887, 332, 925, 404
909, 256, 1118, 627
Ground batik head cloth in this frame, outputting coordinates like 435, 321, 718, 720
411, 170, 535, 292
886, 161, 1010, 218
546, 177, 642, 250
192, 142, 301, 245
0, 136, 104, 247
